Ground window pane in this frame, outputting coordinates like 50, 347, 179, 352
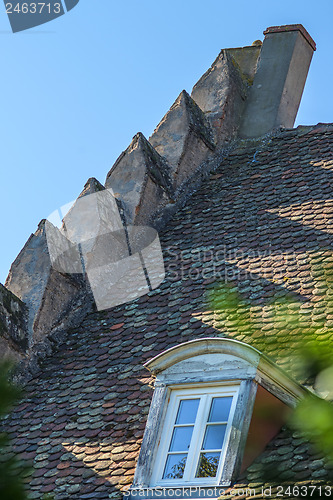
175, 399, 200, 424
195, 452, 220, 478
169, 426, 194, 452
163, 454, 187, 479
208, 397, 233, 422
202, 424, 226, 450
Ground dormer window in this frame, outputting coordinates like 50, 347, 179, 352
128, 338, 307, 499
152, 385, 239, 485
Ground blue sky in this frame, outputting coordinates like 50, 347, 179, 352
1, 0, 333, 283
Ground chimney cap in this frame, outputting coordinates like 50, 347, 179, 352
263, 24, 316, 51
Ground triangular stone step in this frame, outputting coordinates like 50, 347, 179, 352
191, 49, 250, 144
149, 90, 215, 189
62, 177, 123, 252
5, 220, 91, 351
105, 132, 172, 226
78, 177, 105, 198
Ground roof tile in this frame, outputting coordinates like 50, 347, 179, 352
3, 126, 333, 498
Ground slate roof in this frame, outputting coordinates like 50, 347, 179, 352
3, 123, 333, 499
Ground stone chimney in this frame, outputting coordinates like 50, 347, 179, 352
239, 24, 316, 138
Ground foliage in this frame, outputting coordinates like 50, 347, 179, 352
167, 454, 219, 479
209, 271, 333, 470
166, 456, 186, 479
196, 453, 219, 478
0, 362, 30, 500
290, 395, 333, 465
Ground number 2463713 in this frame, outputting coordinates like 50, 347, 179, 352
6, 3, 62, 14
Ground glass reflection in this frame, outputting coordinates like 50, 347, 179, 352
196, 452, 220, 478
202, 424, 226, 450
163, 454, 187, 479
176, 399, 200, 425
208, 397, 232, 422
169, 426, 194, 452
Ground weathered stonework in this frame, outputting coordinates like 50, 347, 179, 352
149, 90, 215, 189
191, 49, 252, 144
0, 284, 28, 360
239, 25, 316, 138
106, 92, 217, 227
75, 176, 104, 197
62, 177, 123, 257
5, 219, 93, 369
227, 44, 262, 84
105, 132, 173, 226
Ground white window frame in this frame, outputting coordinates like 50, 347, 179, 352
151, 384, 240, 487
